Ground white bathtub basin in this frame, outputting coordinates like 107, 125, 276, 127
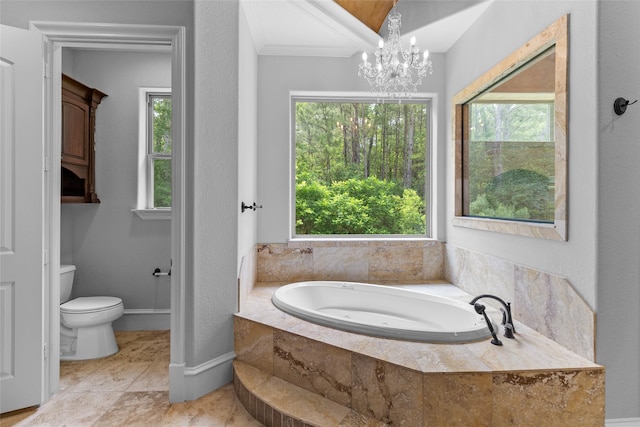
272, 281, 493, 343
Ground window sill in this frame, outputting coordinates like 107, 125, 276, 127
452, 216, 566, 241
288, 236, 441, 247
132, 208, 171, 221
289, 236, 436, 242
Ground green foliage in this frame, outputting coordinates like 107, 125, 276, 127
469, 169, 552, 221
153, 97, 172, 154
153, 159, 171, 208
485, 169, 552, 220
152, 96, 172, 207
469, 194, 531, 220
296, 176, 425, 235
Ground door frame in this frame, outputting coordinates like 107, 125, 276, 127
29, 21, 188, 402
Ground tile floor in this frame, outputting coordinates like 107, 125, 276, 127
1, 331, 262, 426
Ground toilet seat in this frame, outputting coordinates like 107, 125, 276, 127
61, 296, 122, 314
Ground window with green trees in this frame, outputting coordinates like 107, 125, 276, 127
293, 97, 431, 236
148, 93, 172, 208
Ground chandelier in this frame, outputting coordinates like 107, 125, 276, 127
358, 4, 432, 97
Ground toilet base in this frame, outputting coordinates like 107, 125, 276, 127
60, 323, 119, 361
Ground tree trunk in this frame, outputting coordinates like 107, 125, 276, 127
351, 103, 360, 164
393, 108, 401, 180
403, 106, 415, 188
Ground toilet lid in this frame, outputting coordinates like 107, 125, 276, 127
60, 296, 122, 313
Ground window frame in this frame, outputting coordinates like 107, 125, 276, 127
133, 87, 172, 220
452, 15, 568, 241
289, 92, 435, 240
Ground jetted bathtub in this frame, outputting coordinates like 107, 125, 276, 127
272, 281, 494, 343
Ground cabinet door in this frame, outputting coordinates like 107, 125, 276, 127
61, 91, 90, 167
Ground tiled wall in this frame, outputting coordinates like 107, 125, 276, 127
445, 244, 595, 361
239, 240, 596, 361
255, 240, 444, 283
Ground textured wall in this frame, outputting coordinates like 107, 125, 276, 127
597, 0, 640, 418
188, 0, 239, 369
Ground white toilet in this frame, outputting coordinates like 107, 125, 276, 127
59, 265, 124, 360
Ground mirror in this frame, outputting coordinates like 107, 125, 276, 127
453, 15, 568, 240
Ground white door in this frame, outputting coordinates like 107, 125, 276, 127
0, 25, 45, 414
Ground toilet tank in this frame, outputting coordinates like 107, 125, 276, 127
60, 265, 76, 304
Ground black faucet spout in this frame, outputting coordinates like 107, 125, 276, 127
469, 294, 516, 338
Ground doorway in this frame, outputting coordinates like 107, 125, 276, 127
31, 22, 187, 403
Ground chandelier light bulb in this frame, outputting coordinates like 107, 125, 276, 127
378, 39, 384, 49
362, 51, 368, 62
410, 36, 416, 46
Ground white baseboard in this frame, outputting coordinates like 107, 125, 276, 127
606, 418, 640, 426
182, 351, 236, 401
169, 362, 186, 403
113, 308, 171, 330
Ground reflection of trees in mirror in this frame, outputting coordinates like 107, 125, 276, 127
467, 101, 555, 222
294, 100, 429, 235
470, 169, 553, 222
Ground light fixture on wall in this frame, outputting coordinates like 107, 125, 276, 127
358, 2, 432, 97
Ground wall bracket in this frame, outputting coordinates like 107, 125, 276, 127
614, 97, 637, 115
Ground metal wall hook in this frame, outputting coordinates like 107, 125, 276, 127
614, 97, 638, 115
241, 201, 263, 213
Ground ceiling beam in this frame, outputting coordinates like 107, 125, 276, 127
334, 0, 394, 33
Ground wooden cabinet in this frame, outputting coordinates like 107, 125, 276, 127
61, 74, 107, 203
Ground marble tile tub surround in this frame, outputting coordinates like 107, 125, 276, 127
235, 284, 605, 426
444, 244, 596, 361
250, 240, 595, 362
256, 240, 444, 284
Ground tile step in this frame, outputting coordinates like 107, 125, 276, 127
233, 360, 386, 427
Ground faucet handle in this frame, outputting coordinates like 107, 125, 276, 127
503, 323, 515, 339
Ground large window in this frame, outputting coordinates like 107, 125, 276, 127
292, 96, 431, 237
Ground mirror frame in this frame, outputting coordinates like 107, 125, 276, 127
452, 14, 568, 241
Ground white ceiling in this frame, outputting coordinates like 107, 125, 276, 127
240, 0, 493, 57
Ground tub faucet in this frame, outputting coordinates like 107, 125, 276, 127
469, 294, 516, 339
473, 303, 502, 346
